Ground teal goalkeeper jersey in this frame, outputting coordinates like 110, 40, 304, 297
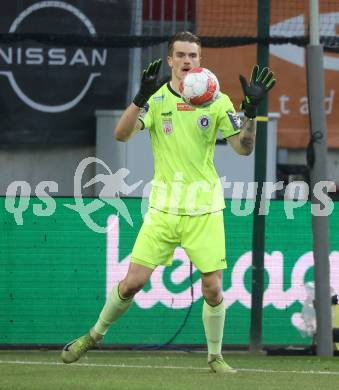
140, 82, 241, 215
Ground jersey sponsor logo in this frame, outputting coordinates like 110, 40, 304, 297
153, 94, 165, 102
177, 102, 196, 111
227, 112, 242, 130
161, 111, 172, 116
162, 118, 173, 134
197, 115, 211, 130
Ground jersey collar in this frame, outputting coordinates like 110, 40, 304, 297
167, 82, 181, 98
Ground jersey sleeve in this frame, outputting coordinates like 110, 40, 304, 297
138, 98, 154, 131
217, 94, 242, 139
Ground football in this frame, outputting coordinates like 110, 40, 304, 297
179, 67, 220, 107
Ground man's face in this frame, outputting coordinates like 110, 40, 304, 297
167, 41, 201, 83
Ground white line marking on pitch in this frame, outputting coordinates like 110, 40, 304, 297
0, 360, 339, 376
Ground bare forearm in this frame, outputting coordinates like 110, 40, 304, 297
114, 103, 142, 142
239, 117, 256, 155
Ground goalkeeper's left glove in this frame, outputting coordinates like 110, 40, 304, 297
239, 65, 276, 119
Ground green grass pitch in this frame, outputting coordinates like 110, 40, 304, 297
1, 350, 339, 390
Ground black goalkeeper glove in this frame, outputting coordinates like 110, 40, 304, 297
239, 65, 276, 118
133, 59, 162, 108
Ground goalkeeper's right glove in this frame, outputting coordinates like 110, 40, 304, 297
239, 65, 276, 118
133, 59, 162, 108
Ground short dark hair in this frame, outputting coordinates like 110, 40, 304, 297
168, 31, 201, 56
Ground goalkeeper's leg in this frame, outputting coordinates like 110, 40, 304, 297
201, 270, 236, 374
61, 263, 153, 364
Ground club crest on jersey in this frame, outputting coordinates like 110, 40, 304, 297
197, 115, 211, 130
227, 112, 242, 130
162, 118, 173, 134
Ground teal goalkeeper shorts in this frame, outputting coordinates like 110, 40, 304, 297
131, 208, 227, 273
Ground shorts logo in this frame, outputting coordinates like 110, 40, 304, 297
227, 112, 242, 130
162, 118, 173, 134
197, 115, 211, 130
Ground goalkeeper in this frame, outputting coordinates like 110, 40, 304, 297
61, 31, 275, 374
